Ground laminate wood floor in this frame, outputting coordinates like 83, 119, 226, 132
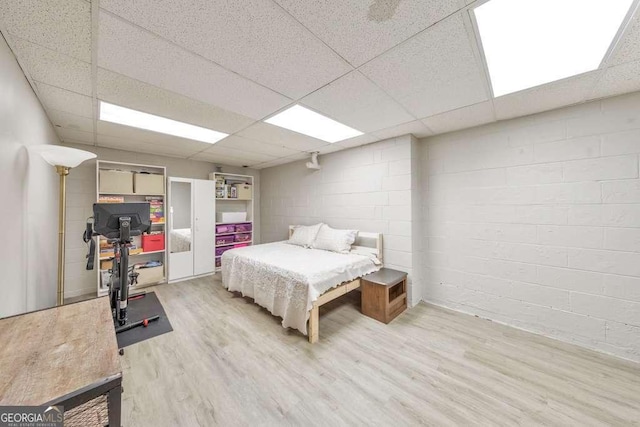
120, 276, 640, 426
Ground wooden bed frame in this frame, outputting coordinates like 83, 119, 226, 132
288, 226, 383, 343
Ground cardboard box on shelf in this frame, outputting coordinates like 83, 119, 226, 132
99, 170, 133, 194
134, 173, 164, 194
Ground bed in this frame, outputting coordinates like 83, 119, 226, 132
170, 228, 191, 253
221, 227, 382, 343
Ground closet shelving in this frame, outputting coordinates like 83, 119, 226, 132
210, 172, 254, 272
96, 160, 167, 297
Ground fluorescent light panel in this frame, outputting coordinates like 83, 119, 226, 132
264, 105, 363, 143
99, 101, 228, 144
474, 0, 633, 97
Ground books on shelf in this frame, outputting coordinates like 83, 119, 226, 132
146, 196, 164, 223
98, 195, 125, 203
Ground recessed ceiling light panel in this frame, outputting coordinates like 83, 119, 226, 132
99, 101, 228, 144
474, 0, 634, 97
264, 105, 363, 143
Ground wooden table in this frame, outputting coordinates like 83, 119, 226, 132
0, 297, 122, 425
361, 268, 408, 324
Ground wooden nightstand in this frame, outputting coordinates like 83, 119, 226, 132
361, 268, 408, 324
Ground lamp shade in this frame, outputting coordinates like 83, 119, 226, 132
30, 145, 96, 168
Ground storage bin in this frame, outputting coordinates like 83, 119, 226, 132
135, 265, 164, 286
134, 173, 164, 194
234, 243, 249, 249
215, 246, 234, 257
233, 184, 252, 200
216, 212, 247, 223
235, 233, 251, 242
235, 223, 252, 232
142, 233, 165, 252
216, 235, 235, 246
216, 224, 235, 234
215, 258, 221, 268
99, 170, 133, 194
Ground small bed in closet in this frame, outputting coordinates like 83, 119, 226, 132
221, 224, 382, 343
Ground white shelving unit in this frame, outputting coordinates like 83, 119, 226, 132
210, 172, 254, 272
96, 160, 167, 297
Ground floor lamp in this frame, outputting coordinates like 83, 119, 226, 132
31, 145, 96, 306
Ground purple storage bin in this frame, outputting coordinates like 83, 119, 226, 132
215, 258, 221, 268
216, 235, 235, 245
234, 233, 251, 242
216, 224, 235, 234
215, 246, 233, 257
235, 223, 252, 232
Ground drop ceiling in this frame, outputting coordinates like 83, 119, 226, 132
1, 0, 640, 169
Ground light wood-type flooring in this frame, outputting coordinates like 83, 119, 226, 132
119, 276, 640, 426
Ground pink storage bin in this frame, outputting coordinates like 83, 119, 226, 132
234, 233, 251, 242
215, 246, 234, 257
216, 235, 235, 245
234, 243, 249, 249
216, 224, 235, 234
235, 223, 252, 232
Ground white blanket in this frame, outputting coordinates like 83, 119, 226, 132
170, 228, 191, 253
221, 242, 381, 335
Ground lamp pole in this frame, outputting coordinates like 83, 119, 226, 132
55, 165, 70, 306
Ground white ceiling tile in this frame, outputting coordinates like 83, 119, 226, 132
333, 134, 380, 150
47, 109, 94, 134
96, 68, 254, 134
0, 0, 91, 61
57, 127, 94, 144
273, 0, 465, 67
251, 152, 310, 170
216, 135, 301, 158
195, 145, 277, 165
300, 71, 414, 133
189, 151, 253, 167
97, 12, 291, 120
372, 120, 433, 140
590, 60, 640, 100
422, 101, 495, 134
34, 82, 94, 118
494, 72, 600, 120
96, 134, 205, 158
99, 0, 352, 99
9, 37, 92, 96
237, 122, 328, 151
606, 9, 640, 67
360, 13, 489, 118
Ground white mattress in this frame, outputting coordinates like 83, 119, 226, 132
221, 242, 381, 335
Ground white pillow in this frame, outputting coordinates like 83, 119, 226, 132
312, 225, 358, 253
288, 223, 323, 248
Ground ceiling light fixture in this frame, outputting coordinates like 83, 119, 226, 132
474, 0, 634, 97
99, 101, 228, 144
264, 105, 363, 143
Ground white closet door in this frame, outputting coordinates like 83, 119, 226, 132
193, 179, 216, 275
168, 178, 194, 282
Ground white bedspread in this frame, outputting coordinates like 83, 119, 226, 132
170, 228, 191, 253
221, 242, 381, 335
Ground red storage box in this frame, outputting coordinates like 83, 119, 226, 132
216, 224, 235, 234
142, 233, 165, 252
235, 233, 251, 242
216, 235, 235, 246
235, 223, 252, 232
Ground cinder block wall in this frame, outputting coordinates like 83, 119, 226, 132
260, 135, 423, 306
422, 92, 640, 362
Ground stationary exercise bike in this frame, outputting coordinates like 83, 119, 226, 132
84, 203, 160, 345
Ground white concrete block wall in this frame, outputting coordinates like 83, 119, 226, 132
260, 135, 422, 305
63, 143, 260, 298
422, 91, 640, 362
